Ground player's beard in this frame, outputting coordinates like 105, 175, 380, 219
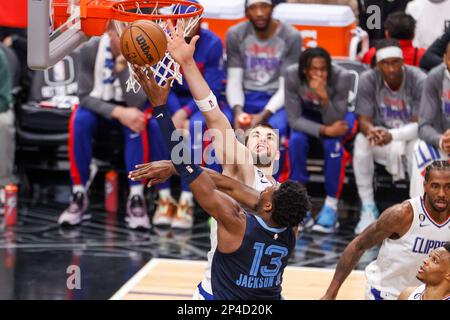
425, 193, 448, 213
251, 16, 272, 32
252, 151, 272, 168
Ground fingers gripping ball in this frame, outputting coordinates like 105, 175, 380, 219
120, 20, 168, 66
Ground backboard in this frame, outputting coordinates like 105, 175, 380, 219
27, 0, 203, 71
28, 0, 88, 70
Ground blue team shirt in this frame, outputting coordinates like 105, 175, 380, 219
211, 214, 296, 300
167, 28, 225, 115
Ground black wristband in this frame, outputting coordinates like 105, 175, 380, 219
153, 105, 203, 185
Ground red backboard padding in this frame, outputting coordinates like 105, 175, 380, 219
0, 0, 27, 28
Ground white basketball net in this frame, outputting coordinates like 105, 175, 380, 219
112, 1, 202, 93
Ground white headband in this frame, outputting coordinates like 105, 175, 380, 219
246, 0, 272, 7
376, 46, 403, 63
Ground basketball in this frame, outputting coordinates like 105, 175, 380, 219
120, 20, 167, 66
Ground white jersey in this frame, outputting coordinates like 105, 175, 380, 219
197, 166, 275, 297
408, 284, 426, 300
408, 284, 450, 300
365, 196, 450, 300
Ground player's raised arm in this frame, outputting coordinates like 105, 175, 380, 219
165, 20, 254, 180
132, 66, 245, 234
321, 201, 413, 299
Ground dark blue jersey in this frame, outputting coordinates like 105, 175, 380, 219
211, 213, 296, 300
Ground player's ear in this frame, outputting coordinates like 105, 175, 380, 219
263, 201, 272, 213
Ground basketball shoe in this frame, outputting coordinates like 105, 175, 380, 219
171, 201, 194, 229
153, 197, 177, 227
298, 211, 314, 232
125, 194, 150, 229
312, 205, 339, 234
58, 191, 91, 226
354, 203, 379, 235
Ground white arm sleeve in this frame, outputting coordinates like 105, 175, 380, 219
226, 67, 245, 108
389, 122, 418, 141
264, 77, 285, 114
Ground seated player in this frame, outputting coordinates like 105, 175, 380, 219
322, 161, 450, 300
226, 0, 302, 177
362, 12, 426, 67
129, 65, 311, 300
410, 41, 450, 198
399, 243, 450, 300
285, 47, 356, 234
58, 24, 166, 229
152, 0, 232, 230
353, 39, 426, 234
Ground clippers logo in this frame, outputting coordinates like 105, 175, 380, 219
135, 34, 154, 63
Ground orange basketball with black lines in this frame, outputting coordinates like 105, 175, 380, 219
120, 20, 167, 66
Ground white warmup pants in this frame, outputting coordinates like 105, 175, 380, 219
353, 133, 416, 204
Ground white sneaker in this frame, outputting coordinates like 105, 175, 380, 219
171, 201, 194, 229
354, 203, 379, 235
298, 211, 314, 232
58, 192, 91, 226
153, 197, 177, 226
125, 195, 151, 230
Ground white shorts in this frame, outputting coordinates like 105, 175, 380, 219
192, 282, 214, 300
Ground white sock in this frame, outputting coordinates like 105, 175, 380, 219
325, 196, 338, 211
72, 184, 86, 195
180, 191, 194, 205
360, 193, 375, 207
130, 184, 144, 197
158, 188, 172, 201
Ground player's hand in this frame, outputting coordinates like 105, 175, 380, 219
132, 65, 174, 107
309, 75, 329, 104
166, 20, 199, 67
250, 110, 273, 127
371, 128, 392, 146
172, 108, 189, 130
128, 160, 176, 188
323, 120, 348, 137
440, 129, 450, 153
112, 106, 146, 133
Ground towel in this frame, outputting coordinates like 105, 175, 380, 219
89, 34, 123, 102
385, 140, 407, 181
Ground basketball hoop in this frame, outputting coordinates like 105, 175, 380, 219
55, 0, 204, 92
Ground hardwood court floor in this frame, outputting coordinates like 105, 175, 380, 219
111, 258, 366, 300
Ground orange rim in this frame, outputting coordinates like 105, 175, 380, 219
74, 0, 203, 36
109, 0, 204, 22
